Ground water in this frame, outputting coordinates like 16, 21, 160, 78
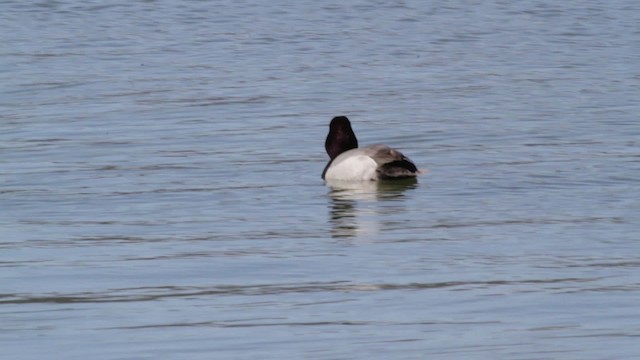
2, 0, 639, 359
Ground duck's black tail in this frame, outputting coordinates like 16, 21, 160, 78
378, 159, 418, 179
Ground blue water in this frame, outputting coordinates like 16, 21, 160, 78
2, 1, 639, 359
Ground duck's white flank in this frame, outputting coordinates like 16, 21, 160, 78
323, 149, 378, 181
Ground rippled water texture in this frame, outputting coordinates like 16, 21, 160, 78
2, 0, 639, 359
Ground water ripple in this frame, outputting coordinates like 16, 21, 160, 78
1, 277, 603, 304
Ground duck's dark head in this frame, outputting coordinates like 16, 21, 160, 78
325, 116, 358, 159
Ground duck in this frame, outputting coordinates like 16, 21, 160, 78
322, 116, 421, 181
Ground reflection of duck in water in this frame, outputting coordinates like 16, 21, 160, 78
327, 178, 418, 238
322, 116, 422, 181
326, 178, 418, 201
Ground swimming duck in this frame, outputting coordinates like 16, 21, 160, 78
322, 116, 420, 181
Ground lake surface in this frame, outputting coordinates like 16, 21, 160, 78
2, 0, 639, 359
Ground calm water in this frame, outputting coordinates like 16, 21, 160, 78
2, 0, 639, 359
